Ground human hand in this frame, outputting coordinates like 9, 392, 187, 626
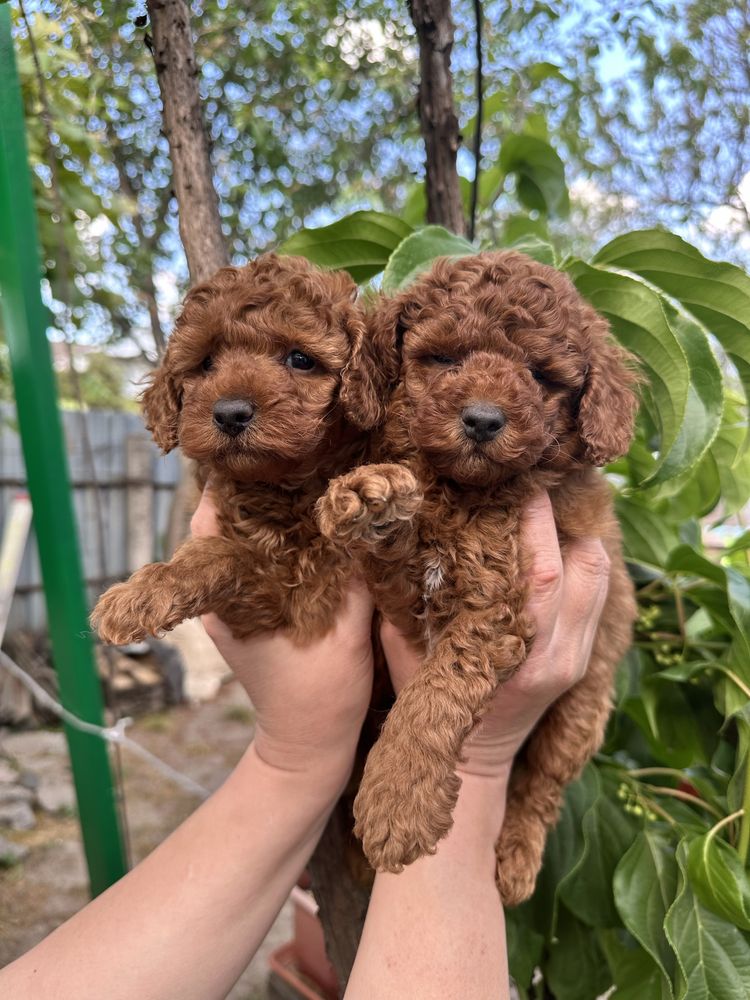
191, 487, 375, 790
380, 490, 610, 781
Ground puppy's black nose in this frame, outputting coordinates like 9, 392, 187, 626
461, 403, 506, 443
213, 398, 254, 437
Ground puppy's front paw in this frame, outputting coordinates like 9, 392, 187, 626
353, 733, 460, 872
316, 463, 422, 546
91, 567, 181, 645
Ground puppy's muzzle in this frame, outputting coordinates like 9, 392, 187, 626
213, 397, 255, 438
461, 403, 505, 443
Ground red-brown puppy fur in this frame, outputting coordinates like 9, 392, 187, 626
92, 254, 371, 645
317, 250, 639, 904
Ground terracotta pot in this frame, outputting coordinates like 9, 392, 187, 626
269, 941, 337, 1000
289, 885, 338, 997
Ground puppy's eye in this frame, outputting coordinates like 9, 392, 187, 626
286, 350, 316, 371
429, 355, 458, 366
201, 356, 214, 372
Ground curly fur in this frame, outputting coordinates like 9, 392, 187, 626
317, 250, 639, 903
92, 254, 369, 645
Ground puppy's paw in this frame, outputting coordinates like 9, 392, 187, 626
316, 463, 422, 547
495, 814, 546, 906
353, 733, 460, 871
91, 567, 182, 645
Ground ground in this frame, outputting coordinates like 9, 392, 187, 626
0, 679, 292, 999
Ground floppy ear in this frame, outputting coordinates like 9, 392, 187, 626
141, 356, 182, 453
339, 294, 404, 430
577, 307, 640, 466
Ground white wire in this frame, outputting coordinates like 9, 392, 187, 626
0, 649, 210, 800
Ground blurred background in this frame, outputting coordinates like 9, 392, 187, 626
1, 3, 750, 999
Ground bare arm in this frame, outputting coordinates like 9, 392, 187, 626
345, 491, 611, 1000
0, 493, 375, 1000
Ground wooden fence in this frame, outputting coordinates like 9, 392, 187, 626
0, 403, 180, 631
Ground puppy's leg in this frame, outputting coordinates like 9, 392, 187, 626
91, 536, 243, 645
354, 610, 533, 872
496, 561, 634, 905
494, 652, 616, 904
317, 462, 425, 635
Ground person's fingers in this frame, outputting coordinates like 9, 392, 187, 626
520, 491, 564, 647
558, 538, 610, 634
190, 487, 219, 538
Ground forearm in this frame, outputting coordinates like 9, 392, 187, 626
0, 743, 347, 1000
346, 770, 510, 1000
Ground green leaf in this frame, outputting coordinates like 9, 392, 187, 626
616, 494, 681, 568
687, 833, 750, 930
501, 213, 550, 244
401, 184, 426, 227
532, 765, 600, 936
559, 771, 639, 927
645, 307, 724, 488
726, 568, 750, 661
499, 133, 569, 217
380, 225, 476, 292
505, 910, 544, 991
593, 229, 750, 410
545, 906, 611, 1000
600, 929, 669, 1000
664, 839, 750, 999
614, 830, 678, 994
277, 211, 413, 283
462, 89, 507, 151
506, 236, 556, 267
565, 260, 690, 483
666, 544, 726, 586
526, 60, 571, 86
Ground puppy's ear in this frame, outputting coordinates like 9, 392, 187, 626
340, 295, 403, 430
141, 357, 182, 453
577, 306, 639, 466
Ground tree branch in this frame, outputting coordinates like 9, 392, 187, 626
408, 0, 465, 235
468, 0, 483, 242
145, 0, 229, 281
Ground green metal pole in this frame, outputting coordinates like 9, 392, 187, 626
0, 5, 127, 894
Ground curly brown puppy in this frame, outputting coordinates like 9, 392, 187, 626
92, 254, 372, 646
317, 250, 639, 904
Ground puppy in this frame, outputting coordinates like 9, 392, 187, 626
317, 250, 639, 904
93, 254, 371, 645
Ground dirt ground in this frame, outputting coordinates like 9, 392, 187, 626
0, 680, 292, 999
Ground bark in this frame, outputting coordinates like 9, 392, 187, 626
143, 2, 366, 988
408, 0, 466, 235
146, 0, 229, 282
307, 803, 371, 990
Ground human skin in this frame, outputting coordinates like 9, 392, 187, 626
345, 491, 610, 1000
0, 491, 609, 1000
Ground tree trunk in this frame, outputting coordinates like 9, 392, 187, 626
146, 0, 229, 282
143, 1, 367, 990
408, 0, 465, 235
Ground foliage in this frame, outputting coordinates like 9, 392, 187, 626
56, 351, 136, 411
10, 1, 749, 366
283, 188, 750, 997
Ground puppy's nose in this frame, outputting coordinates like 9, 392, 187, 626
213, 398, 255, 437
461, 403, 506, 443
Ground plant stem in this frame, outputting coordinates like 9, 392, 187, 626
646, 785, 722, 818
629, 767, 688, 780
706, 808, 744, 848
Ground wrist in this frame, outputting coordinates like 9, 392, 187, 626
452, 768, 511, 849
249, 732, 356, 802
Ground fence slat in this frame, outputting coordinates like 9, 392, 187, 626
0, 403, 179, 630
